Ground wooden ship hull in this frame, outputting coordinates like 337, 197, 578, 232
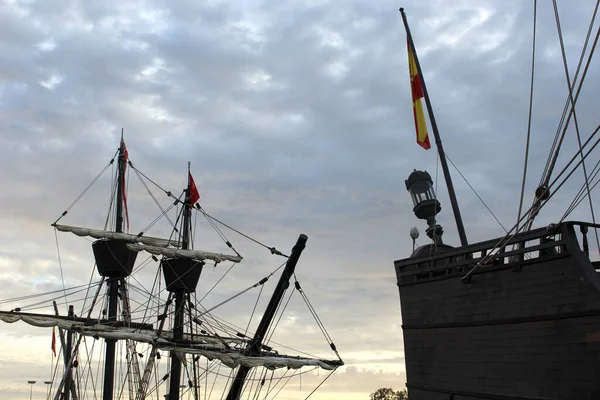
395, 222, 600, 400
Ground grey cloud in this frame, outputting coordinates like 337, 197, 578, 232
0, 0, 599, 397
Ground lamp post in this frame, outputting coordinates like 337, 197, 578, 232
27, 380, 36, 400
405, 169, 444, 244
44, 381, 52, 400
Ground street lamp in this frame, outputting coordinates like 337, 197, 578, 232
44, 381, 52, 400
27, 380, 36, 400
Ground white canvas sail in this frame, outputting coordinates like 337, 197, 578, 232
0, 311, 341, 371
54, 224, 180, 248
0, 312, 238, 348
126, 243, 243, 263
164, 349, 341, 370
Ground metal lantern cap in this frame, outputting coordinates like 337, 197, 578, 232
405, 169, 433, 191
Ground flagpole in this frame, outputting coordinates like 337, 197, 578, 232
400, 7, 468, 246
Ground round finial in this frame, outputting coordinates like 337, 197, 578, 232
410, 227, 420, 240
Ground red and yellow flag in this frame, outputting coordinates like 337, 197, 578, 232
407, 41, 430, 150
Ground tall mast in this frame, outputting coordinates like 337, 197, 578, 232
164, 163, 203, 400
400, 8, 468, 246
102, 133, 126, 400
167, 164, 191, 400
115, 130, 125, 235
182, 162, 192, 251
226, 234, 308, 400
92, 133, 137, 400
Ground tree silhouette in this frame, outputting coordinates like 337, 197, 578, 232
370, 387, 408, 400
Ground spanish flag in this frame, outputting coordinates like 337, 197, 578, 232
407, 41, 430, 150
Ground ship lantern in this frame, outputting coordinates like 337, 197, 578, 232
405, 169, 441, 220
405, 169, 444, 243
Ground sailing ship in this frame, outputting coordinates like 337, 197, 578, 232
0, 138, 343, 400
395, 6, 600, 400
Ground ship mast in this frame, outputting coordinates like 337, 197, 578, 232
92, 134, 138, 400
164, 163, 203, 400
104, 135, 125, 400
225, 234, 308, 400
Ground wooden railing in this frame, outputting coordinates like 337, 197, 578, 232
395, 222, 599, 285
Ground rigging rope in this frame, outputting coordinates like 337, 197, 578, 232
517, 0, 537, 230
196, 275, 273, 318
244, 284, 265, 338
52, 152, 117, 225
199, 206, 239, 256
264, 284, 294, 347
130, 162, 179, 234
197, 207, 287, 258
135, 266, 163, 329
0, 281, 102, 305
293, 275, 342, 361
77, 336, 96, 400
561, 159, 600, 222
302, 370, 336, 400
264, 368, 293, 400
81, 262, 106, 319
198, 263, 236, 303
53, 228, 69, 309
552, 0, 600, 251
445, 154, 508, 233
530, 0, 600, 230
464, 124, 600, 280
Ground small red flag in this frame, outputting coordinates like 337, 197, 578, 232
51, 326, 57, 356
188, 172, 200, 206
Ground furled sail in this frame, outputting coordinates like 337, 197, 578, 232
0, 311, 238, 348
54, 224, 180, 247
163, 347, 343, 370
0, 311, 341, 371
126, 243, 243, 263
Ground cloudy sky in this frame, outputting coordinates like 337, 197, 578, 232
1, 0, 599, 399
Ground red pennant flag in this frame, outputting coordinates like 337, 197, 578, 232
51, 326, 57, 356
188, 172, 200, 206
